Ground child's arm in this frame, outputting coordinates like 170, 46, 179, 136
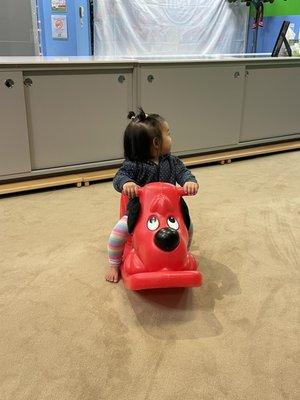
174, 157, 199, 195
113, 160, 138, 193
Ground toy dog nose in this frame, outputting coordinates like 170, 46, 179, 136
154, 228, 180, 252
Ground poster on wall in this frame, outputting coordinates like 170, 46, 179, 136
51, 15, 68, 39
51, 0, 67, 13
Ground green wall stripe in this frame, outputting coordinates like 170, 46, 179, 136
250, 0, 300, 17
264, 0, 300, 17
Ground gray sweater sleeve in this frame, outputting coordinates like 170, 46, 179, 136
174, 157, 197, 186
113, 160, 138, 193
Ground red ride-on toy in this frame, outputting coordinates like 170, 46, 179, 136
119, 182, 203, 290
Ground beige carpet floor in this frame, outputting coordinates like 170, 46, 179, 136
0, 151, 299, 400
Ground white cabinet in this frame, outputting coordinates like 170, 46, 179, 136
25, 70, 133, 169
140, 65, 246, 153
240, 67, 300, 141
0, 71, 31, 175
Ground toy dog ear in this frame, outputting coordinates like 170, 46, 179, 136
180, 198, 191, 230
127, 197, 141, 234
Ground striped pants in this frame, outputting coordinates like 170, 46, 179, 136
108, 215, 193, 268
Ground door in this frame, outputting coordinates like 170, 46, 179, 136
240, 66, 300, 141
75, 0, 92, 56
0, 71, 31, 176
140, 64, 245, 153
25, 69, 133, 169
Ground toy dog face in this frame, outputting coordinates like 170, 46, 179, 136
127, 183, 191, 271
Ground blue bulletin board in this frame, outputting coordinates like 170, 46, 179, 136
37, 0, 91, 56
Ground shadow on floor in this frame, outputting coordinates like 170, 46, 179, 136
125, 256, 241, 340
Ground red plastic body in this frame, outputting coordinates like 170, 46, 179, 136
120, 182, 203, 291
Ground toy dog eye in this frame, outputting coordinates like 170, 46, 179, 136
167, 216, 179, 230
147, 216, 159, 231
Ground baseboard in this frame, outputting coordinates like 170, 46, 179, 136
1, 140, 299, 196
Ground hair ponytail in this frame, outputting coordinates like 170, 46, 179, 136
127, 108, 149, 123
127, 111, 136, 120
136, 107, 148, 122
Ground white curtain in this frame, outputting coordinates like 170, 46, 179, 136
94, 0, 249, 57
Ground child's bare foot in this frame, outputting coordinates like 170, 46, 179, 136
105, 266, 120, 283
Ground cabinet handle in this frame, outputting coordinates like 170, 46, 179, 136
118, 75, 125, 83
4, 79, 15, 88
234, 72, 240, 79
24, 77, 33, 87
147, 74, 155, 83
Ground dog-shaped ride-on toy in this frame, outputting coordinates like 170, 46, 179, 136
119, 182, 203, 290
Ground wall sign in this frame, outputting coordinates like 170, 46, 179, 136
51, 0, 67, 13
51, 15, 68, 39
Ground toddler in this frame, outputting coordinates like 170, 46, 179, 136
106, 108, 199, 283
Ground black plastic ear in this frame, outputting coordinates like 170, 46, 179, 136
180, 198, 191, 230
127, 197, 141, 234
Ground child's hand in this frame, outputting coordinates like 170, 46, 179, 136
183, 181, 199, 195
123, 182, 140, 198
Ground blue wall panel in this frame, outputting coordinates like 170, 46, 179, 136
247, 15, 300, 53
37, 0, 91, 56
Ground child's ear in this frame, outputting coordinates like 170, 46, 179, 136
153, 137, 160, 149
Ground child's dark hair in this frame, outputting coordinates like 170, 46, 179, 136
124, 108, 165, 162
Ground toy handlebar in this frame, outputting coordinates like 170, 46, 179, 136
176, 187, 188, 196
136, 186, 196, 197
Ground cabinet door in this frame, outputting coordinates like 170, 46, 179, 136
240, 67, 300, 141
0, 71, 31, 176
140, 65, 245, 153
25, 70, 133, 169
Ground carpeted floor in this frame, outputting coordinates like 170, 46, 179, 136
0, 151, 299, 400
